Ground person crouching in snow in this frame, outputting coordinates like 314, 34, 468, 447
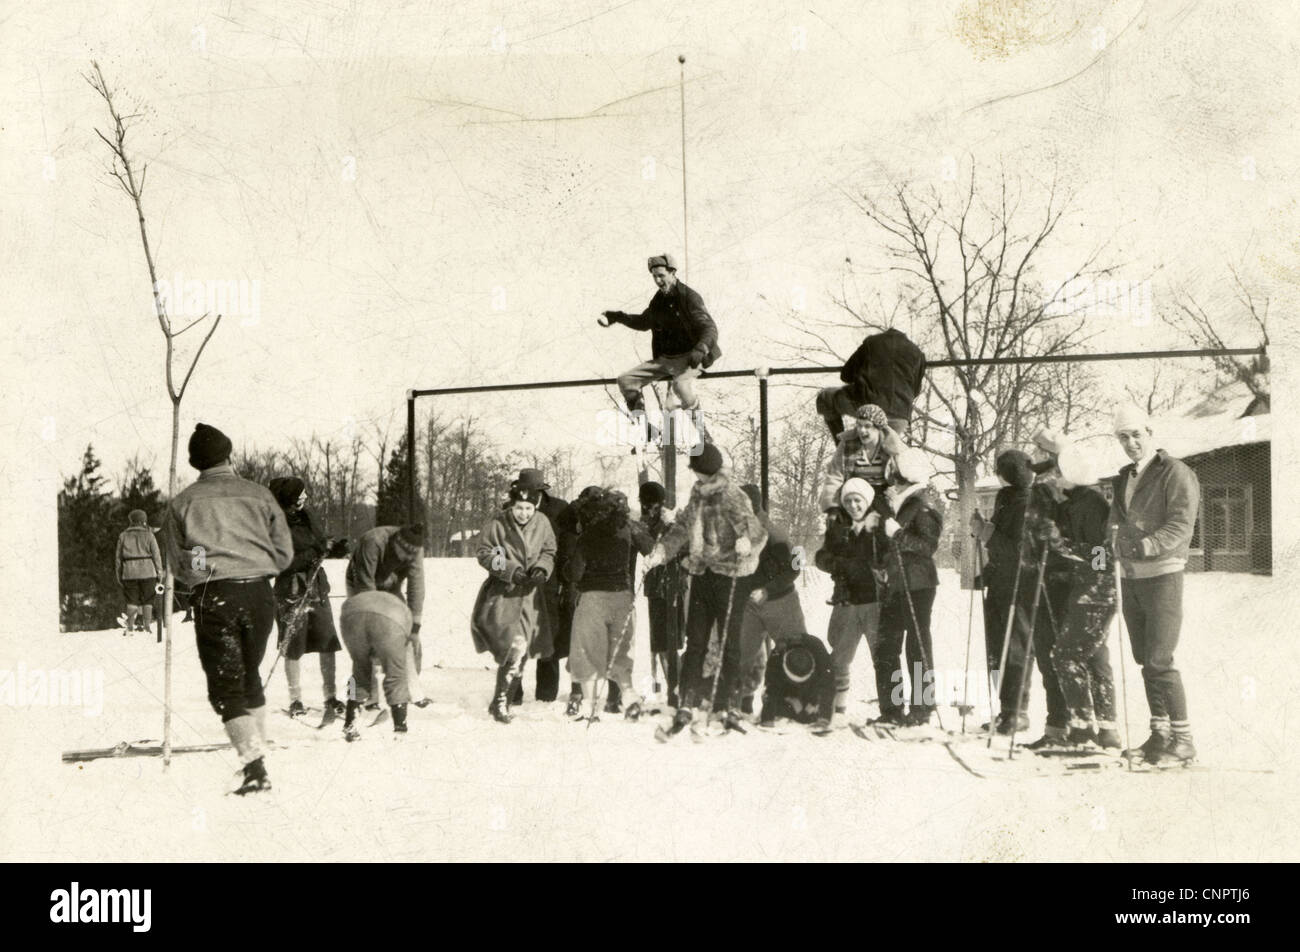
643, 443, 767, 735
736, 483, 808, 718
564, 488, 655, 721
338, 591, 414, 739
814, 478, 884, 727
471, 485, 558, 723
877, 449, 944, 726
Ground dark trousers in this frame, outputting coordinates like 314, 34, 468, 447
1052, 572, 1117, 729
1121, 572, 1188, 722
877, 587, 937, 714
680, 571, 746, 712
983, 582, 1033, 716
648, 596, 681, 706
193, 578, 276, 721
1034, 579, 1070, 729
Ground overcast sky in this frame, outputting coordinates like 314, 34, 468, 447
4, 0, 1295, 495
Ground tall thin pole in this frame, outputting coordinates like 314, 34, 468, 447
679, 53, 688, 280
759, 374, 770, 508
406, 391, 417, 524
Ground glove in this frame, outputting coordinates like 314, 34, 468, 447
511, 566, 529, 586
598, 310, 618, 327
749, 587, 768, 606
527, 566, 548, 586
872, 567, 889, 587
734, 536, 752, 557
686, 347, 706, 369
410, 622, 421, 636
864, 512, 882, 531
883, 518, 901, 538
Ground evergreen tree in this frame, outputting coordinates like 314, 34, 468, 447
118, 461, 164, 528
58, 445, 122, 631
374, 433, 424, 541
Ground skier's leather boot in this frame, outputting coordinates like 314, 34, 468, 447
489, 694, 512, 724
1095, 728, 1123, 750
1065, 726, 1098, 747
288, 699, 306, 718
391, 703, 408, 733
234, 757, 271, 795
1123, 731, 1170, 763
623, 701, 643, 722
1153, 734, 1196, 767
1025, 725, 1068, 749
565, 691, 583, 717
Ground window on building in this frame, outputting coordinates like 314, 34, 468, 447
1191, 485, 1251, 554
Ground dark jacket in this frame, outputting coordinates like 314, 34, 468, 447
1052, 485, 1115, 598
761, 635, 835, 724
630, 514, 681, 601
566, 520, 654, 593
747, 512, 800, 600
814, 522, 881, 605
840, 328, 926, 421
607, 280, 722, 367
881, 485, 943, 593
274, 507, 332, 603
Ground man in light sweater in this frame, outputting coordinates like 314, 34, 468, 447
1108, 406, 1201, 766
164, 423, 294, 795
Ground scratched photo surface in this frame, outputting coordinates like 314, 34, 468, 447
3, 1, 1298, 862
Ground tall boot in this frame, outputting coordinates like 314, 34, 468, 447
343, 699, 362, 741
391, 702, 408, 733
490, 667, 514, 724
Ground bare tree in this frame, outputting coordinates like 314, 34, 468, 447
796, 164, 1120, 584
1163, 266, 1270, 401
86, 62, 223, 767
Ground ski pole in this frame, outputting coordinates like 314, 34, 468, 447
891, 535, 944, 731
262, 560, 325, 690
1110, 527, 1133, 770
1006, 540, 1050, 758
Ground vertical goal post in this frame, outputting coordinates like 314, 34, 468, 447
404, 344, 1266, 537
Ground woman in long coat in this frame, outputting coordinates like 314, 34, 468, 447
269, 477, 342, 717
471, 485, 557, 723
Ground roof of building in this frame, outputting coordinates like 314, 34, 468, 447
974, 380, 1270, 490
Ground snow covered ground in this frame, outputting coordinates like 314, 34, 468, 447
3, 560, 1298, 862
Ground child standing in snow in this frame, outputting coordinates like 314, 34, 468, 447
815, 478, 884, 726
471, 485, 558, 723
564, 489, 654, 721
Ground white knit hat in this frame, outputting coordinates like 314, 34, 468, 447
1112, 405, 1151, 433
839, 478, 875, 507
1055, 445, 1097, 486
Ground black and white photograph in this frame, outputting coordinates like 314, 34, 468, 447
3, 0, 1297, 896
